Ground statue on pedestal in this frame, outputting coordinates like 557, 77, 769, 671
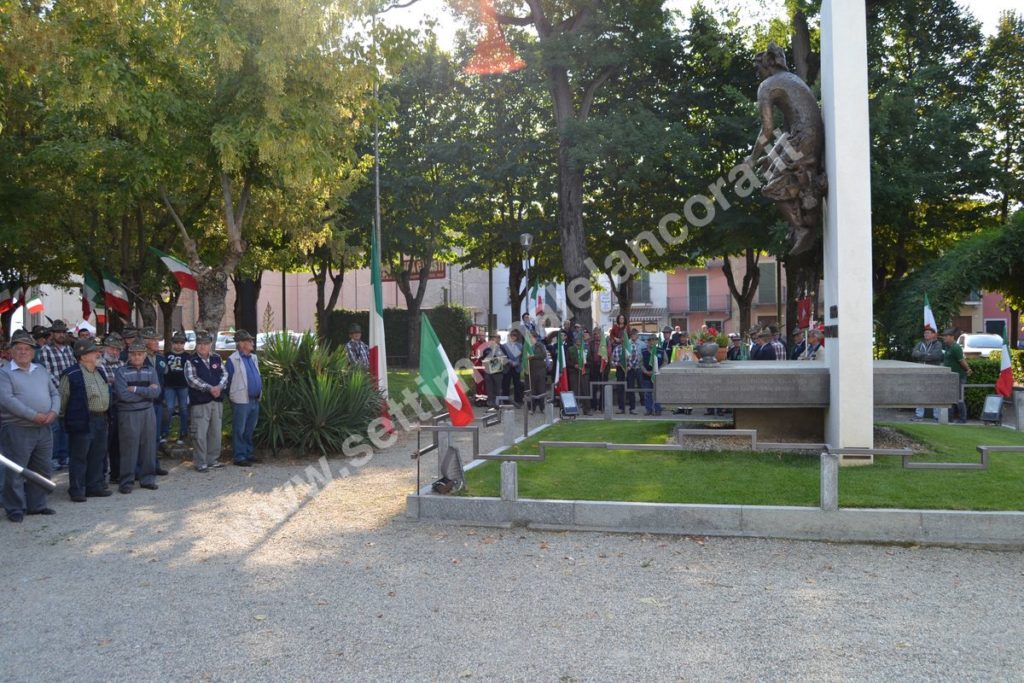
746, 43, 827, 256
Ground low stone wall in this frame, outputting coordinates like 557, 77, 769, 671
406, 495, 1024, 548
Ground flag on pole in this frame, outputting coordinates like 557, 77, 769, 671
463, 0, 526, 75
0, 286, 12, 314
520, 327, 533, 380
996, 344, 1014, 398
82, 273, 102, 320
25, 297, 44, 314
923, 293, 937, 332
149, 247, 198, 290
94, 305, 107, 326
532, 282, 543, 315
369, 228, 391, 431
419, 315, 474, 426
597, 327, 608, 371
553, 332, 569, 395
102, 272, 131, 317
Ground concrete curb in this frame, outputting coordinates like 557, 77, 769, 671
406, 494, 1024, 548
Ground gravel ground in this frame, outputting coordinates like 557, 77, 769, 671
2, 412, 1023, 682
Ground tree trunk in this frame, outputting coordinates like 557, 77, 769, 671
396, 260, 432, 367
507, 255, 525, 324
1011, 307, 1019, 349
311, 247, 345, 343
157, 297, 177, 349
195, 269, 230, 339
611, 272, 634, 326
232, 272, 262, 334
557, 143, 592, 330
722, 250, 761, 335
138, 300, 157, 328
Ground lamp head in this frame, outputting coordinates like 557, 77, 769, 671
520, 233, 533, 250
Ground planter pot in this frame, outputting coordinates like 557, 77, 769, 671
716, 347, 728, 362
696, 342, 720, 365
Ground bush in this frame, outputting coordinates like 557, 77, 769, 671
254, 332, 383, 457
963, 350, 1024, 418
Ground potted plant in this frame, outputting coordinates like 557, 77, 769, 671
693, 326, 729, 364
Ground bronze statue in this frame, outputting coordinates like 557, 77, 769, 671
746, 43, 827, 256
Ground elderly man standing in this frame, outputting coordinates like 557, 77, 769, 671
345, 323, 369, 370
911, 324, 944, 421
99, 334, 125, 484
0, 330, 60, 522
60, 337, 112, 502
39, 319, 75, 471
227, 330, 262, 466
115, 341, 161, 493
185, 331, 227, 472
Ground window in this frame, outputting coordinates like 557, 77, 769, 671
631, 273, 651, 304
704, 320, 723, 332
688, 275, 708, 311
757, 263, 777, 304
965, 289, 982, 303
985, 319, 1007, 340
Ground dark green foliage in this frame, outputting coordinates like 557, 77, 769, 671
964, 351, 1024, 418
875, 211, 1024, 358
325, 305, 472, 367
254, 333, 382, 458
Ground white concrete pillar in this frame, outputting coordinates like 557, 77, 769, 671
821, 0, 874, 454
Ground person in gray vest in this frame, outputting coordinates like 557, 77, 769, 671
185, 331, 227, 472
911, 323, 945, 421
0, 330, 60, 522
226, 330, 262, 466
59, 338, 112, 501
114, 341, 161, 493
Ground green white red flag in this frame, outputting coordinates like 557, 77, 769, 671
923, 294, 937, 333
0, 286, 12, 314
102, 272, 131, 317
369, 228, 391, 430
419, 315, 474, 426
996, 344, 1014, 398
554, 332, 569, 395
25, 297, 44, 314
150, 247, 198, 290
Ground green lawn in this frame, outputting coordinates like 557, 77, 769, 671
462, 421, 1024, 511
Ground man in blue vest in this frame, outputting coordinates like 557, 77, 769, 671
59, 337, 112, 502
226, 330, 262, 466
185, 331, 227, 472
141, 326, 169, 475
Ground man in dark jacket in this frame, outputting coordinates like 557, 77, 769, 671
59, 338, 112, 502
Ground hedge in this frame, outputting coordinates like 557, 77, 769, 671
963, 349, 1024, 419
324, 305, 473, 367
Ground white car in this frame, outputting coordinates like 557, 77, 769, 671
957, 333, 1004, 358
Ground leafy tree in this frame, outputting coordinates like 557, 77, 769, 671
492, 0, 676, 328
978, 11, 1024, 224
866, 0, 992, 293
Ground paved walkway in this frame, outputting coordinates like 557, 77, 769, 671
1, 413, 1022, 681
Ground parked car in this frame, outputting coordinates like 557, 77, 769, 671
216, 331, 236, 351
957, 333, 1004, 358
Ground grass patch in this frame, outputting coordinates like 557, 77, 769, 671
462, 421, 1024, 511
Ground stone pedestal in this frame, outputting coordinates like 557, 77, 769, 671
734, 408, 825, 443
500, 461, 518, 501
820, 452, 839, 511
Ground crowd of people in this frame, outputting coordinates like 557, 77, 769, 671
471, 314, 826, 418
0, 322, 268, 523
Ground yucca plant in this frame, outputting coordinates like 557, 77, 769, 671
254, 334, 383, 458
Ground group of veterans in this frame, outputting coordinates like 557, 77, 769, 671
0, 323, 264, 523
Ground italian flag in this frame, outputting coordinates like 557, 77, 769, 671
923, 293, 937, 332
82, 273, 102, 319
0, 286, 12, 314
102, 272, 131, 317
150, 247, 198, 290
369, 228, 391, 431
419, 315, 474, 426
94, 305, 107, 326
25, 297, 44, 314
553, 332, 569, 395
996, 344, 1014, 398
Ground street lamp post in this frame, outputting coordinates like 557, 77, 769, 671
520, 233, 533, 322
